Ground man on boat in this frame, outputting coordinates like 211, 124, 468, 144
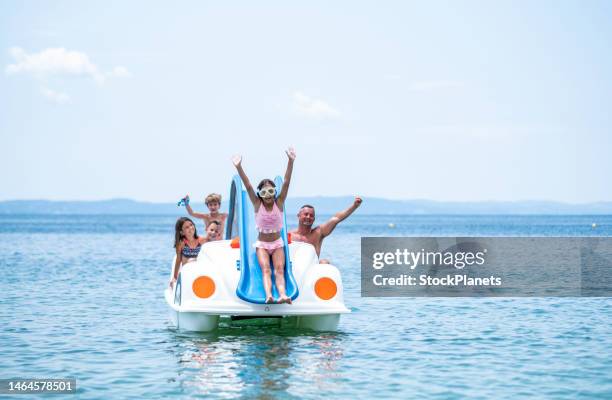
290, 196, 362, 263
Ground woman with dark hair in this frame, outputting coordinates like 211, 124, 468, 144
232, 147, 296, 304
169, 217, 219, 288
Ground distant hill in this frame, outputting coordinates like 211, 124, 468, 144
1, 198, 611, 215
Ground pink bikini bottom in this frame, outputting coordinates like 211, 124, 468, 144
254, 238, 284, 255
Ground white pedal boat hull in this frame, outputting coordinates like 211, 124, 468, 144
165, 240, 350, 332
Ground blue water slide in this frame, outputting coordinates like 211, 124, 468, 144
228, 175, 299, 304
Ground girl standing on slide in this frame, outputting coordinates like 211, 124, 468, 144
232, 148, 295, 304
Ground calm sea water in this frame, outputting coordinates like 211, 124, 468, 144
1, 214, 611, 399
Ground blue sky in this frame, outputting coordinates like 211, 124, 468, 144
1, 1, 611, 203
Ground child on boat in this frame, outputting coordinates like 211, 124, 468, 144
182, 193, 228, 237
170, 217, 221, 288
232, 147, 296, 304
205, 220, 222, 242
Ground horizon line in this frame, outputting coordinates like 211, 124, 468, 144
1, 197, 612, 206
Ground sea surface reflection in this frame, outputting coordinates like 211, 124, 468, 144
168, 325, 346, 399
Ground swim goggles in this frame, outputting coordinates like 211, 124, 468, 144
258, 187, 276, 197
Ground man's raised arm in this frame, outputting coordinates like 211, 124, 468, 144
319, 196, 363, 238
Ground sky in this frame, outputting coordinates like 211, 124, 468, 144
1, 0, 611, 203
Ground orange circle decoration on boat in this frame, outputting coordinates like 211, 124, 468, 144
192, 276, 215, 298
314, 277, 337, 300
230, 236, 240, 248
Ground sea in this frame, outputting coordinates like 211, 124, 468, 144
1, 214, 611, 399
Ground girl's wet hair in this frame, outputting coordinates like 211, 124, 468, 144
256, 179, 276, 199
174, 217, 199, 248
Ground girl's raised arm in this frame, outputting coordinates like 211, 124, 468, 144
277, 147, 295, 208
232, 155, 259, 206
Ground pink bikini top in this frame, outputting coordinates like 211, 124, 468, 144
255, 202, 283, 233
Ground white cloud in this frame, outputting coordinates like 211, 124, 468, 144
408, 80, 464, 91
108, 66, 130, 78
292, 91, 340, 119
41, 87, 70, 104
6, 47, 130, 84
6, 47, 106, 84
6, 47, 130, 102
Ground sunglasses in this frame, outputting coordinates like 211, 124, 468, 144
258, 187, 276, 197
